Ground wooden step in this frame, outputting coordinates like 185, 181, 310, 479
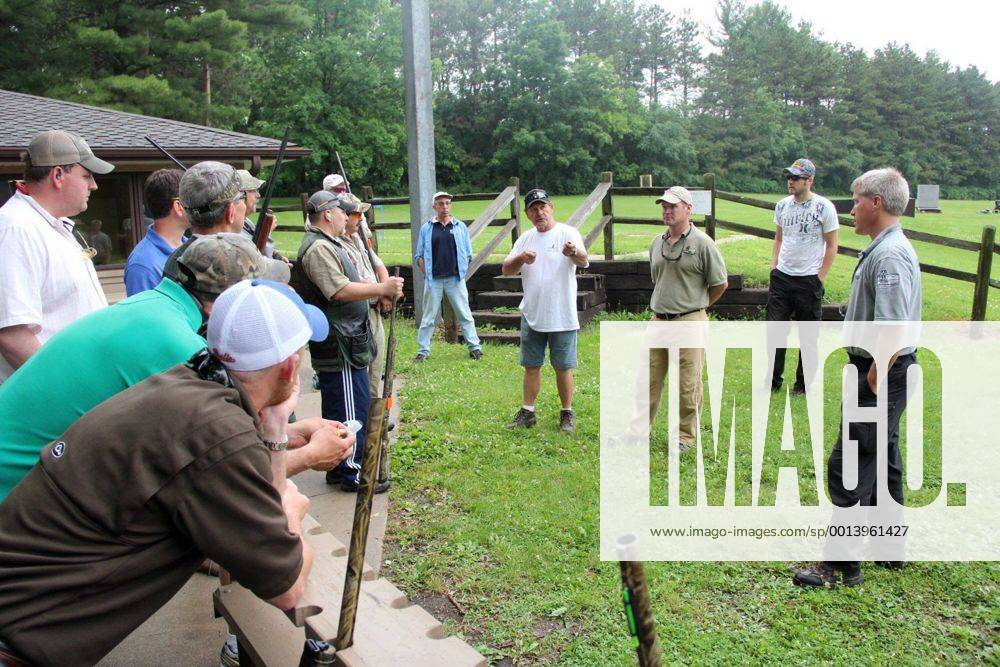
492, 273, 605, 292
480, 330, 521, 345
480, 303, 605, 343
473, 310, 521, 329
476, 288, 606, 310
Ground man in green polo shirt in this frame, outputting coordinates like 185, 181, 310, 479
647, 186, 728, 450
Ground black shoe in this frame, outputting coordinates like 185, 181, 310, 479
340, 479, 391, 494
875, 560, 907, 570
792, 383, 806, 395
793, 562, 839, 588
559, 409, 575, 433
414, 353, 428, 363
470, 348, 483, 360
325, 470, 342, 485
771, 381, 783, 393
838, 562, 865, 586
507, 407, 537, 429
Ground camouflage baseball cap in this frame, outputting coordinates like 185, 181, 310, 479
341, 192, 371, 214
28, 130, 114, 174
179, 161, 242, 214
176, 233, 269, 295
783, 158, 816, 179
236, 169, 265, 192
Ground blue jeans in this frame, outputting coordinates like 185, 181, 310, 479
417, 276, 482, 355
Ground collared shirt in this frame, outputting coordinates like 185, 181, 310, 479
124, 224, 181, 296
649, 225, 728, 314
414, 217, 473, 283
774, 194, 839, 276
430, 219, 460, 279
0, 278, 204, 499
845, 223, 922, 356
300, 226, 351, 300
0, 192, 107, 381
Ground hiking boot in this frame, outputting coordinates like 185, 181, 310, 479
792, 383, 807, 395
507, 407, 537, 429
875, 560, 907, 570
414, 353, 428, 363
340, 479, 391, 494
839, 562, 865, 586
559, 409, 575, 433
470, 348, 483, 360
792, 562, 840, 588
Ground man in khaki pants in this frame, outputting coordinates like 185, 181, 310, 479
648, 186, 728, 450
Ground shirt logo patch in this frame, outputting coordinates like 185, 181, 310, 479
876, 269, 900, 288
52, 441, 66, 459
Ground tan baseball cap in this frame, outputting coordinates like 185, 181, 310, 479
655, 186, 693, 206
27, 130, 114, 175
341, 192, 371, 214
433, 191, 453, 201
236, 169, 265, 192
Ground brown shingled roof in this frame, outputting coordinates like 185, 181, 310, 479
0, 89, 310, 160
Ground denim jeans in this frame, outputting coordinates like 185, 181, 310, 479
417, 276, 482, 355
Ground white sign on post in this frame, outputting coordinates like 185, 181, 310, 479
691, 189, 712, 216
917, 184, 940, 211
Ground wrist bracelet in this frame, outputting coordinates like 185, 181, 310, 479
262, 435, 289, 452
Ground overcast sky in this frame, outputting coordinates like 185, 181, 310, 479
657, 0, 1000, 82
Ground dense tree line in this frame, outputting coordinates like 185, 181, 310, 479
1, 0, 996, 197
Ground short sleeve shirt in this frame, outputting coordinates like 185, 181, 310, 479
0, 192, 107, 381
649, 225, 728, 314
505, 223, 588, 332
845, 224, 922, 356
774, 194, 839, 276
0, 365, 302, 666
302, 234, 351, 300
124, 225, 180, 296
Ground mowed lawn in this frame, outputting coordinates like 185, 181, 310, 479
380, 317, 999, 665
272, 193, 1000, 321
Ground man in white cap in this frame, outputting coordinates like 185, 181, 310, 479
647, 186, 728, 451
413, 191, 483, 362
323, 173, 348, 195
0, 130, 115, 382
0, 280, 344, 667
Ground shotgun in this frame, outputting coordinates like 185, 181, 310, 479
335, 268, 400, 651
335, 150, 380, 266
253, 127, 291, 253
617, 534, 662, 667
144, 136, 187, 171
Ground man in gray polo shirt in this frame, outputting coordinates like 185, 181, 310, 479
648, 186, 728, 450
767, 158, 839, 394
794, 168, 921, 589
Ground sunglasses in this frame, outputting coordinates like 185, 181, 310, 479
786, 174, 807, 182
660, 236, 688, 262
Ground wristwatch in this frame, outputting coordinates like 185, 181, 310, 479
262, 436, 289, 452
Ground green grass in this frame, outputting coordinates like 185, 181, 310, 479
380, 315, 999, 664
272, 193, 1000, 321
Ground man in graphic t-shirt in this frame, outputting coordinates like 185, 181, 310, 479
767, 158, 839, 394
502, 188, 589, 433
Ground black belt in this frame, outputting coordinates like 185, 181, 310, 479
653, 308, 704, 320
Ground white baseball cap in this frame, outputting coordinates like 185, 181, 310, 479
323, 173, 345, 191
207, 279, 329, 372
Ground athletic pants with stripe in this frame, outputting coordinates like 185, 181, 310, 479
317, 365, 371, 485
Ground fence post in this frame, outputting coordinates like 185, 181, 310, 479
509, 176, 521, 247
601, 171, 614, 261
299, 192, 309, 226
972, 224, 996, 321
703, 173, 716, 240
362, 185, 376, 252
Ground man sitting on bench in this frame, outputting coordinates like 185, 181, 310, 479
0, 281, 342, 667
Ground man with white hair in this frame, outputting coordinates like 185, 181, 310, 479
794, 168, 921, 589
0, 280, 345, 666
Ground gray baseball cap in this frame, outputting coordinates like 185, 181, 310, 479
179, 161, 242, 213
783, 158, 816, 179
27, 130, 114, 175
307, 190, 357, 215
236, 169, 265, 192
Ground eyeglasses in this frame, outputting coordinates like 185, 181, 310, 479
660, 235, 688, 262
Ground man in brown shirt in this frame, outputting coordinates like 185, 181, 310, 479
0, 280, 339, 666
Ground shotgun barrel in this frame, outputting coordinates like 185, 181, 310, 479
253, 127, 291, 253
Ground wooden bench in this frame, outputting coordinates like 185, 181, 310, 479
213, 514, 486, 666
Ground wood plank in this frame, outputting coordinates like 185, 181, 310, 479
467, 219, 518, 278
583, 214, 613, 249
466, 186, 516, 239
564, 181, 611, 229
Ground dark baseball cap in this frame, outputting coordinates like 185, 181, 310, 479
524, 188, 551, 209
783, 158, 816, 179
28, 130, 114, 175
307, 190, 358, 216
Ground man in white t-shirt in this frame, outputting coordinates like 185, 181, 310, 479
0, 130, 113, 382
502, 188, 589, 433
767, 158, 839, 394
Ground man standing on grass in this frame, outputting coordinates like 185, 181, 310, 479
767, 158, 839, 394
502, 188, 588, 433
647, 186, 728, 451
413, 191, 483, 362
794, 168, 921, 589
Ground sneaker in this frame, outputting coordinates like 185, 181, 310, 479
414, 353, 428, 363
559, 409, 575, 433
792, 562, 840, 588
470, 348, 483, 361
219, 633, 240, 667
340, 479, 391, 494
507, 407, 537, 429
325, 470, 342, 486
677, 441, 695, 453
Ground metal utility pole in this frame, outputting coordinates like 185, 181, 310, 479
401, 0, 436, 321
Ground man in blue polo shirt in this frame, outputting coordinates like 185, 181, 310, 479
124, 169, 188, 296
413, 191, 483, 362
